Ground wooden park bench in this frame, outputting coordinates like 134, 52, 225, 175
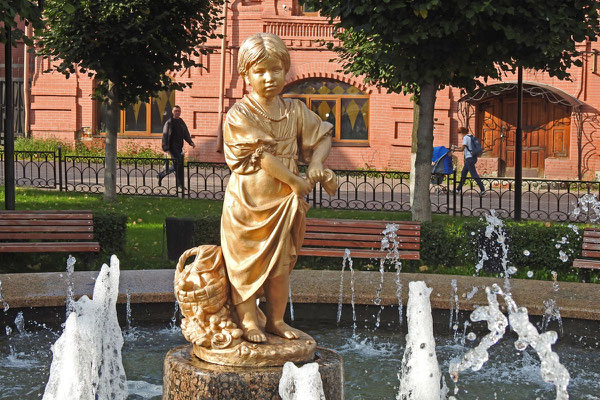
299, 218, 420, 261
573, 227, 600, 282
0, 210, 100, 253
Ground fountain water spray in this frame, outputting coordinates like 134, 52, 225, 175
279, 361, 326, 400
0, 279, 9, 312
449, 283, 570, 400
336, 249, 357, 336
382, 223, 403, 326
288, 283, 295, 321
572, 193, 600, 222
65, 255, 76, 316
42, 255, 127, 400
449, 279, 459, 341
397, 281, 443, 400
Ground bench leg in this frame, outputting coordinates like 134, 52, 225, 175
578, 268, 591, 283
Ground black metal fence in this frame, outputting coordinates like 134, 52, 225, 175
1, 149, 599, 222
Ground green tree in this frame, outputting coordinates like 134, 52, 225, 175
1, 0, 43, 45
305, 0, 600, 221
36, 0, 223, 201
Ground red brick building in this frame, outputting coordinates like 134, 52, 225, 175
6, 0, 600, 180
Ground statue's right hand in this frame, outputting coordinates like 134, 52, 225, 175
290, 176, 312, 197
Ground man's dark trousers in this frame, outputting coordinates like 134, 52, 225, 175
457, 157, 485, 192
160, 148, 185, 188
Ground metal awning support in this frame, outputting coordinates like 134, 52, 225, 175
459, 81, 583, 111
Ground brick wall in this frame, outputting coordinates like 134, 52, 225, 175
20, 1, 600, 180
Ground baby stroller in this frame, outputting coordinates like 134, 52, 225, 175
431, 146, 455, 191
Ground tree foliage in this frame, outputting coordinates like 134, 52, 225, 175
35, 0, 223, 201
306, 0, 600, 221
0, 0, 43, 46
306, 0, 600, 95
36, 0, 224, 105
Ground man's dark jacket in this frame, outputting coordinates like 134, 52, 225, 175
162, 118, 193, 152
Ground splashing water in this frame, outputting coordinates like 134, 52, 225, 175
449, 285, 508, 384
552, 271, 560, 292
14, 312, 26, 335
168, 301, 180, 331
126, 291, 132, 331
374, 223, 403, 330
449, 279, 460, 341
465, 286, 479, 300
65, 256, 76, 317
42, 255, 128, 400
572, 193, 600, 222
482, 211, 513, 292
337, 249, 351, 324
450, 283, 570, 400
288, 283, 294, 322
541, 298, 564, 335
0, 279, 9, 312
559, 251, 569, 263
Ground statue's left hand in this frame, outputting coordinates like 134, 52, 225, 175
307, 162, 326, 185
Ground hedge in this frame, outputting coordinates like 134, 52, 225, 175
0, 211, 127, 273
190, 215, 586, 280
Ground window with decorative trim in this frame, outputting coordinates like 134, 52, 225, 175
283, 78, 369, 143
297, 0, 319, 15
96, 90, 175, 135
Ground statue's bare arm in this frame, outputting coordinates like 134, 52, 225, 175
260, 152, 312, 197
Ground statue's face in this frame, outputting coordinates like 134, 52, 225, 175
245, 56, 285, 100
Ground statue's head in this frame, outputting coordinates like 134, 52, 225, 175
237, 33, 291, 78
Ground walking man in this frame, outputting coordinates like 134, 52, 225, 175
452, 127, 486, 196
159, 105, 195, 188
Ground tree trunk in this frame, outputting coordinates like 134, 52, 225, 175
103, 81, 119, 201
409, 82, 437, 222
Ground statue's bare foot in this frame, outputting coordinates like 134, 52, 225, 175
265, 320, 299, 340
242, 324, 267, 343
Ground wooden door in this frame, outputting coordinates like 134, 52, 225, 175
475, 94, 571, 178
502, 99, 546, 177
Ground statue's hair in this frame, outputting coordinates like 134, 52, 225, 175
237, 33, 290, 76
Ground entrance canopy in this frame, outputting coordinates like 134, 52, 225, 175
458, 81, 583, 110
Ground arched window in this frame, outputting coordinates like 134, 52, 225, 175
96, 90, 176, 135
283, 78, 369, 143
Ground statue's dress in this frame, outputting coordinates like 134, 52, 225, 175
221, 96, 332, 305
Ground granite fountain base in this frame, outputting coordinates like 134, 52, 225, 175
163, 344, 343, 400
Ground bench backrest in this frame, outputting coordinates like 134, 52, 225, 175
0, 210, 95, 240
300, 218, 420, 260
582, 227, 600, 259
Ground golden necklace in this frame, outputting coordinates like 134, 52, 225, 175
247, 96, 288, 122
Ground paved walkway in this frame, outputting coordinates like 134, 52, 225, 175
2, 269, 598, 321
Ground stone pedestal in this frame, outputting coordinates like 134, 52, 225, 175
163, 344, 344, 400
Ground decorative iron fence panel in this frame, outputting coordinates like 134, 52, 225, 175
2, 153, 599, 222
187, 162, 230, 200
457, 177, 600, 222
0, 150, 57, 188
62, 154, 181, 197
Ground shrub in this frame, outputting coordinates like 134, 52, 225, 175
177, 214, 586, 280
6, 137, 164, 160
94, 211, 128, 255
192, 214, 221, 246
